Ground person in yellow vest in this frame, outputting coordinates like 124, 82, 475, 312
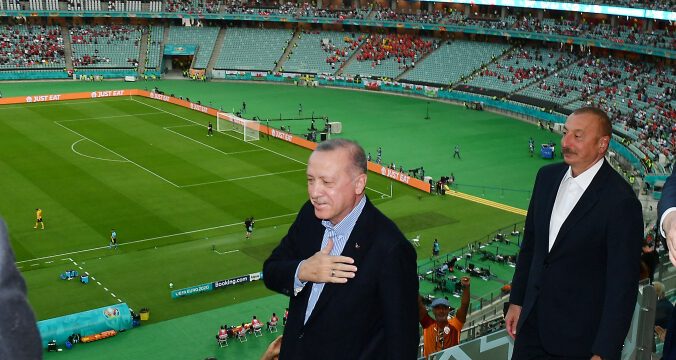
34, 208, 44, 229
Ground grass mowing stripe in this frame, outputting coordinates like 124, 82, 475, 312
130, 97, 307, 165
54, 121, 181, 188
58, 112, 165, 123
162, 126, 265, 156
70, 138, 129, 162
0, 98, 132, 110
129, 97, 393, 198
15, 212, 297, 264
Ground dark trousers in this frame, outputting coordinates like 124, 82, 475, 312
512, 308, 589, 360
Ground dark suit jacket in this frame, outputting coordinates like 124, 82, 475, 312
0, 219, 42, 359
510, 160, 643, 359
658, 165, 676, 229
658, 165, 676, 359
263, 197, 419, 360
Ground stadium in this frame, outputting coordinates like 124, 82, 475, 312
0, 0, 673, 358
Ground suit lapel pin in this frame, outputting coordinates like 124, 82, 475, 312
355, 243, 360, 249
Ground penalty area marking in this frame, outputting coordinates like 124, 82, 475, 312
131, 98, 391, 198
71, 139, 129, 162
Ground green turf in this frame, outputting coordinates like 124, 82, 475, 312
0, 79, 559, 208
0, 80, 542, 359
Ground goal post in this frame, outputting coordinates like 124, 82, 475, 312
216, 112, 260, 141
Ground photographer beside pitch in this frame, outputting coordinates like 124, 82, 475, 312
263, 139, 419, 360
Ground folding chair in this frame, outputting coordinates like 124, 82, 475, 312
410, 235, 420, 247
237, 329, 247, 342
268, 322, 278, 333
217, 334, 228, 348
253, 325, 263, 337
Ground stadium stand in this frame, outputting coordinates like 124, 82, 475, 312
297, 3, 368, 19
403, 40, 510, 85
70, 24, 142, 68
145, 25, 163, 71
283, 30, 363, 74
0, 0, 671, 174
0, 25, 65, 69
462, 45, 577, 94
214, 27, 292, 71
149, 0, 162, 12
342, 33, 435, 78
166, 25, 219, 69
516, 55, 639, 106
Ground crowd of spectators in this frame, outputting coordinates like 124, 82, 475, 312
164, 0, 219, 13
297, 3, 367, 19
582, 64, 675, 166
313, 31, 363, 68
562, 0, 676, 11
0, 25, 64, 68
471, 46, 575, 87
355, 33, 434, 70
70, 25, 140, 67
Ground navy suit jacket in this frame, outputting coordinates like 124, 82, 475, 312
0, 219, 42, 359
263, 197, 419, 360
510, 160, 643, 359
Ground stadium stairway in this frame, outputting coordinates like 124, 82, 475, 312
206, 27, 227, 75
160, 24, 169, 68
394, 45, 438, 82
510, 57, 578, 100
451, 45, 514, 88
273, 28, 300, 73
137, 28, 149, 74
335, 38, 367, 76
62, 24, 73, 70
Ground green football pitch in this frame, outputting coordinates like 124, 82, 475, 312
0, 80, 554, 359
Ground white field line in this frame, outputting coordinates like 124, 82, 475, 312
132, 97, 390, 197
67, 257, 123, 302
131, 98, 306, 166
15, 212, 297, 264
71, 139, 128, 162
213, 249, 240, 255
163, 126, 264, 156
54, 121, 180, 188
180, 168, 305, 188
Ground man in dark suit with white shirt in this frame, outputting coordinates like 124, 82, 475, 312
0, 218, 42, 359
263, 139, 419, 360
505, 107, 643, 360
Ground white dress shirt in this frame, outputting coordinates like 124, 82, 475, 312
548, 158, 605, 251
661, 208, 676, 238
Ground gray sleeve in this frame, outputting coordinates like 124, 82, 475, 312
0, 219, 43, 359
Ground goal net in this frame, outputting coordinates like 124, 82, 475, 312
216, 112, 260, 141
